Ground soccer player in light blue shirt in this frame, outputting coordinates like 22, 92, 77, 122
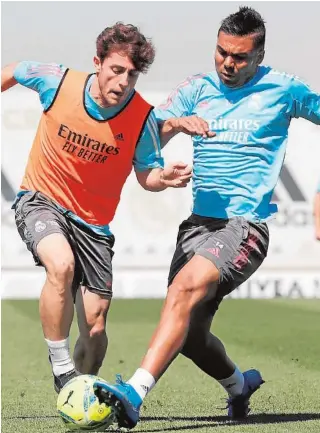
96, 8, 320, 428
155, 47, 319, 223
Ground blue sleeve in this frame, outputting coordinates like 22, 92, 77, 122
133, 110, 164, 172
13, 61, 66, 110
287, 76, 320, 124
153, 76, 196, 122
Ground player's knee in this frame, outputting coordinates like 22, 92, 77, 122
167, 282, 192, 309
168, 280, 208, 311
89, 319, 107, 340
46, 256, 75, 288
87, 305, 109, 340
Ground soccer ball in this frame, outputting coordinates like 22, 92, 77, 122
57, 374, 114, 431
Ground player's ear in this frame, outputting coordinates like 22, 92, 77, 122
257, 49, 265, 65
93, 56, 102, 73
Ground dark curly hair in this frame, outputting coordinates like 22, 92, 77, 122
219, 7, 266, 49
96, 22, 155, 73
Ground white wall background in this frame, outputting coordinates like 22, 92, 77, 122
2, 89, 320, 298
2, 2, 320, 91
1, 1, 320, 298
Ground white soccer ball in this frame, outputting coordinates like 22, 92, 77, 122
57, 374, 115, 431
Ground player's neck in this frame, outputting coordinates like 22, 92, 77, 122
89, 76, 110, 108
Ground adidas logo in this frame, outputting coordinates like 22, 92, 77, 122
114, 133, 124, 141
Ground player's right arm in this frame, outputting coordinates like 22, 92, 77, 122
1, 62, 19, 92
1, 61, 66, 109
154, 77, 215, 147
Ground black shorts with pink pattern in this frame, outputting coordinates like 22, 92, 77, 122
168, 213, 269, 313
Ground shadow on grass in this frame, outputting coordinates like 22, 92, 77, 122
135, 413, 320, 431
3, 412, 320, 431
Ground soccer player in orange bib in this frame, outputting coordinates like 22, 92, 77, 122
1, 22, 192, 393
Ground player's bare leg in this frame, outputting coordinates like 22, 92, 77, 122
140, 255, 218, 378
37, 233, 78, 391
74, 287, 110, 374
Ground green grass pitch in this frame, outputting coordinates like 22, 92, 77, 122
2, 299, 320, 432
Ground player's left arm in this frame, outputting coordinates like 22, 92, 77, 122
134, 111, 192, 191
289, 77, 320, 124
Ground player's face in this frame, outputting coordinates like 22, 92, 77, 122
215, 32, 264, 88
93, 51, 140, 107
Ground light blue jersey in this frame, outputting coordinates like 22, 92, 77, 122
14, 61, 163, 235
155, 66, 320, 222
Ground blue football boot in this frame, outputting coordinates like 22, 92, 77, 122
94, 375, 142, 429
227, 369, 264, 419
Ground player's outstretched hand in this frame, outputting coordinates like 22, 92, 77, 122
169, 116, 216, 138
161, 162, 192, 188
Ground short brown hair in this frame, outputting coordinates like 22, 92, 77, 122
96, 22, 155, 73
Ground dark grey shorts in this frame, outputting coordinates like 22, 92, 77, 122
13, 191, 115, 299
168, 214, 269, 313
